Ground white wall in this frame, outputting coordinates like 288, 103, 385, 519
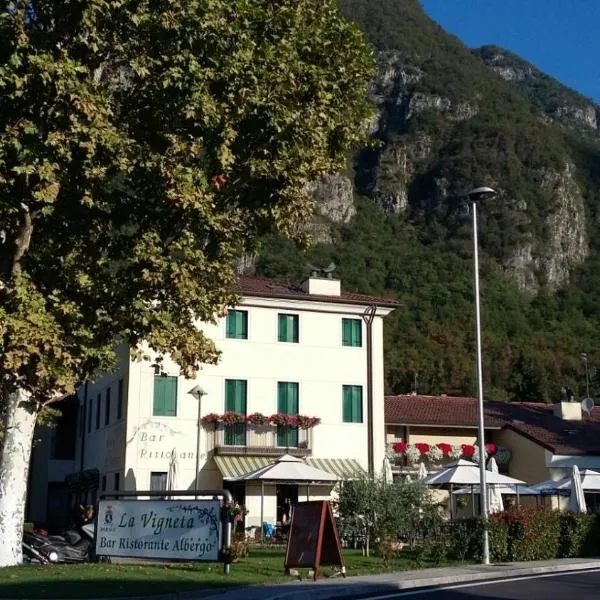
80, 293, 393, 495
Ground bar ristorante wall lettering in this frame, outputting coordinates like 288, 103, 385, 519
96, 500, 221, 561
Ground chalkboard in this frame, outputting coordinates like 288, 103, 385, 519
284, 500, 345, 580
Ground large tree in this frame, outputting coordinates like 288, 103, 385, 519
0, 0, 373, 566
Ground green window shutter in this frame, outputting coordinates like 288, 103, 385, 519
353, 386, 363, 422
342, 386, 352, 422
226, 310, 248, 339
153, 376, 177, 416
278, 314, 298, 343
278, 314, 287, 342
225, 379, 246, 445
342, 319, 362, 347
343, 385, 363, 423
277, 382, 298, 446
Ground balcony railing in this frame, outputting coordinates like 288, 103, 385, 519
206, 424, 313, 457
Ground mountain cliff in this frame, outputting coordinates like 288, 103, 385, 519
257, 0, 600, 403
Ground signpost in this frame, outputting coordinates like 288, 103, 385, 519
284, 500, 345, 581
96, 499, 221, 561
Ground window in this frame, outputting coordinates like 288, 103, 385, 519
117, 379, 123, 420
224, 379, 247, 445
87, 396, 92, 433
226, 310, 248, 339
278, 314, 299, 343
153, 375, 178, 417
342, 385, 363, 423
105, 387, 111, 425
277, 382, 299, 447
114, 472, 120, 491
342, 318, 362, 347
96, 393, 101, 429
150, 472, 167, 494
101, 475, 107, 491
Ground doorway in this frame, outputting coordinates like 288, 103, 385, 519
276, 484, 298, 525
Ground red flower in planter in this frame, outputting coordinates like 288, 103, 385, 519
392, 442, 408, 454
414, 443, 430, 455
201, 413, 220, 426
461, 444, 476, 458
221, 411, 245, 426
437, 442, 452, 456
269, 413, 298, 427
246, 412, 270, 426
485, 443, 497, 456
296, 415, 321, 429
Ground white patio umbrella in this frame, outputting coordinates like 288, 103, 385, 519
453, 484, 540, 496
382, 456, 394, 485
422, 458, 524, 519
532, 468, 600, 493
417, 462, 428, 481
166, 447, 179, 498
422, 459, 525, 486
568, 465, 587, 513
487, 457, 504, 514
233, 454, 338, 536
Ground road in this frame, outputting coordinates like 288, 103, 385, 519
360, 569, 600, 600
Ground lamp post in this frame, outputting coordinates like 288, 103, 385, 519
467, 186, 496, 566
189, 384, 207, 499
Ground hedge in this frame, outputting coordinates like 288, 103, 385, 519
443, 508, 600, 563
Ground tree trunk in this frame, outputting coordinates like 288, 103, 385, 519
0, 388, 37, 567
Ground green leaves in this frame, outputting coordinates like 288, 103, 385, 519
0, 0, 373, 402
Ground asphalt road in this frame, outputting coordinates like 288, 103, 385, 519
360, 569, 600, 600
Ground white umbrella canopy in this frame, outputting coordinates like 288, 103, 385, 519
422, 459, 525, 486
487, 457, 504, 514
234, 454, 338, 482
568, 465, 587, 513
453, 484, 540, 496
382, 457, 393, 484
417, 462, 428, 481
166, 447, 180, 493
532, 469, 600, 493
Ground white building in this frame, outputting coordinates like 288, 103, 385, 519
28, 274, 396, 529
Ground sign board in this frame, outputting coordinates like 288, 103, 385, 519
284, 500, 345, 580
96, 499, 221, 561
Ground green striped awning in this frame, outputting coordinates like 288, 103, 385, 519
213, 455, 364, 481
306, 458, 364, 479
214, 456, 273, 480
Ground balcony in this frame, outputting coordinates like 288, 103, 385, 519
206, 424, 313, 457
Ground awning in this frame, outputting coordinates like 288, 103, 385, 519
214, 456, 364, 481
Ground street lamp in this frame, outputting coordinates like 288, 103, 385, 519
467, 186, 496, 565
189, 384, 207, 499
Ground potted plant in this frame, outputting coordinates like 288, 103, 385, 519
221, 411, 246, 426
220, 546, 238, 563
246, 412, 270, 426
200, 413, 220, 426
296, 415, 321, 429
223, 501, 249, 522
269, 413, 298, 427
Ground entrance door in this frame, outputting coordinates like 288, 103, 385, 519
276, 484, 298, 525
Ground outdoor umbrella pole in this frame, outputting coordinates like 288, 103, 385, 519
260, 480, 265, 543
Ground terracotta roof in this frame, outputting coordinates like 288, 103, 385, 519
237, 275, 398, 308
385, 394, 600, 456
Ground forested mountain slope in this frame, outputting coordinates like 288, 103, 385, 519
256, 0, 600, 403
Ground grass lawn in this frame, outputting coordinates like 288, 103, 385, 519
0, 548, 455, 599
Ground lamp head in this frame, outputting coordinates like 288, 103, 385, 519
467, 186, 497, 202
188, 384, 207, 400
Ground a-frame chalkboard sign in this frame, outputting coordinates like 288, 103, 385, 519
283, 500, 346, 581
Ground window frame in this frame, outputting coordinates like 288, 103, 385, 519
342, 385, 363, 423
278, 313, 299, 343
342, 318, 363, 347
224, 379, 247, 446
277, 382, 299, 447
152, 375, 178, 417
225, 309, 248, 340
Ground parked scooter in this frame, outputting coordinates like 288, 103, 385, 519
35, 505, 97, 563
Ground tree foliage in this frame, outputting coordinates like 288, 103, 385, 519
0, 0, 374, 402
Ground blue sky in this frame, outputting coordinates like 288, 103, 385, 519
420, 0, 600, 103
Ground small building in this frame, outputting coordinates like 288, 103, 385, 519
385, 394, 600, 509
28, 274, 396, 528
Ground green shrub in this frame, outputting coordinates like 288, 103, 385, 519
559, 513, 600, 558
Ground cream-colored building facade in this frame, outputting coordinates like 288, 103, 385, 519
29, 275, 395, 527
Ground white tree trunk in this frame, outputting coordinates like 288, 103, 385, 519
0, 388, 37, 567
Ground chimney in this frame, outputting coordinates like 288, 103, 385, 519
301, 276, 341, 297
553, 401, 582, 421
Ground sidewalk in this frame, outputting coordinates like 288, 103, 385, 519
120, 557, 600, 600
